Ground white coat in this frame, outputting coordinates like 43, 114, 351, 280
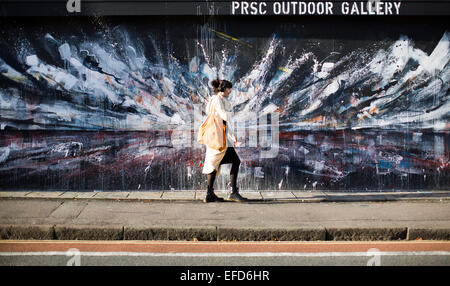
201, 92, 238, 177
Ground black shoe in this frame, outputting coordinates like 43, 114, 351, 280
204, 190, 225, 203
226, 187, 248, 202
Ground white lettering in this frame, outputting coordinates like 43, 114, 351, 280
386, 2, 393, 14
299, 2, 306, 14
351, 2, 359, 15
232, 1, 240, 14
180, 271, 215, 283
308, 2, 316, 14
394, 2, 402, 14
360, 2, 367, 15
250, 2, 258, 14
242, 1, 249, 14
260, 2, 267, 14
367, 0, 377, 14
273, 2, 281, 14
291, 2, 298, 14
316, 2, 324, 14
342, 2, 349, 14
326, 2, 333, 14
232, 1, 399, 16
376, 1, 384, 15
282, 2, 290, 14
232, 1, 267, 15
278, 2, 334, 15
224, 270, 270, 281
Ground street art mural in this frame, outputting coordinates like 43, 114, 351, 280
0, 16, 448, 191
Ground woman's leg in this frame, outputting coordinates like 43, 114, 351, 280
219, 147, 246, 202
229, 158, 240, 190
204, 169, 224, 202
219, 147, 241, 189
207, 169, 217, 190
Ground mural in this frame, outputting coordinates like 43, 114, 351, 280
0, 16, 448, 191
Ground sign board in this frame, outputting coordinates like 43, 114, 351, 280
1, 0, 450, 16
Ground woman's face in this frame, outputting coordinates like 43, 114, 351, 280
223, 87, 232, 97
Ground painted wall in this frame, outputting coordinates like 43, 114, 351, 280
0, 16, 448, 191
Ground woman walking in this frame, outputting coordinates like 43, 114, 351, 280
201, 79, 247, 203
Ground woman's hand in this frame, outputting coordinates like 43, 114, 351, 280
234, 141, 243, 147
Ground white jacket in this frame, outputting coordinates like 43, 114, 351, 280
202, 93, 238, 176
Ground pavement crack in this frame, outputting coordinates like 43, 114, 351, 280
75, 202, 89, 219
47, 201, 64, 217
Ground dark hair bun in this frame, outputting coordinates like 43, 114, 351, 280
211, 79, 220, 89
211, 79, 233, 93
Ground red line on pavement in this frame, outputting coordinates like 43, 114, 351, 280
1, 241, 450, 253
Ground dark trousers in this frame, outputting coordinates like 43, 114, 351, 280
207, 146, 241, 190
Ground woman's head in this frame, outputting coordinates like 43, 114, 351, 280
211, 79, 232, 97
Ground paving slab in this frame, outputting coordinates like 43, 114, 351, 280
161, 191, 196, 200
290, 191, 327, 203
58, 192, 80, 199
324, 194, 388, 202
0, 192, 32, 198
240, 191, 264, 200
91, 192, 130, 199
260, 191, 297, 200
74, 192, 97, 199
127, 191, 163, 200
195, 191, 264, 201
25, 192, 64, 198
48, 201, 88, 219
0, 199, 63, 219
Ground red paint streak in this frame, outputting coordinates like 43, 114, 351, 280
0, 241, 449, 254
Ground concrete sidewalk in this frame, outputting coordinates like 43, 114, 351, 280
1, 190, 450, 203
0, 190, 449, 241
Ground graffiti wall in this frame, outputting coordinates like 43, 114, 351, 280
0, 16, 448, 191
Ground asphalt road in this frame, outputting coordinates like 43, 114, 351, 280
2, 252, 449, 266
1, 240, 449, 266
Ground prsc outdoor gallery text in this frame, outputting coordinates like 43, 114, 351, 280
232, 1, 402, 15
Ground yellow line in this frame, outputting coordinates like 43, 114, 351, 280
208, 28, 253, 48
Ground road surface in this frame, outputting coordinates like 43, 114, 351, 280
0, 240, 449, 266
